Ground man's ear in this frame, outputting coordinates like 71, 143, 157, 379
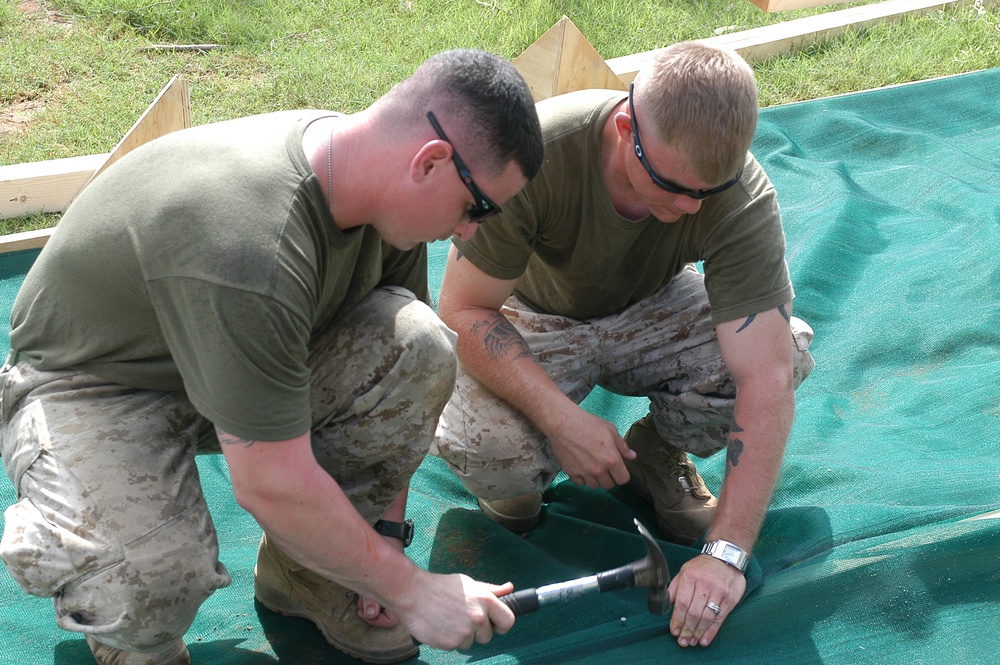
410, 140, 452, 183
613, 110, 633, 143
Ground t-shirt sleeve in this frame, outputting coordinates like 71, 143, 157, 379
148, 277, 313, 441
451, 184, 544, 281
701, 181, 794, 324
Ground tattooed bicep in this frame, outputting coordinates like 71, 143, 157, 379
735, 304, 792, 333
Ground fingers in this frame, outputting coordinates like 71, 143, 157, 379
356, 596, 399, 628
616, 433, 637, 461
668, 557, 744, 648
487, 582, 516, 634
570, 435, 633, 489
456, 586, 515, 650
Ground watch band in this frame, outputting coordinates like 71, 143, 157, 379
701, 539, 749, 574
373, 519, 414, 547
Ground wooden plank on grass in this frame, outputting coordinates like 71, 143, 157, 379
1, 153, 109, 220
609, 0, 977, 84
0, 228, 56, 253
748, 0, 854, 12
513, 16, 627, 101
1, 76, 191, 253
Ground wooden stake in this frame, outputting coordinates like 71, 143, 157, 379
79, 75, 191, 195
512, 16, 626, 102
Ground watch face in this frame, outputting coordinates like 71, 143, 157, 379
723, 544, 739, 559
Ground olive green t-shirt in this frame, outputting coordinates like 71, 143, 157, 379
9, 111, 428, 442
452, 89, 793, 323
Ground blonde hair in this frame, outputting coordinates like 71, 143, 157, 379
633, 42, 758, 184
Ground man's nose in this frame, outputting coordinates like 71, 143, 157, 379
674, 194, 704, 215
452, 221, 479, 242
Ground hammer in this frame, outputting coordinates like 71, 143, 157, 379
499, 519, 671, 616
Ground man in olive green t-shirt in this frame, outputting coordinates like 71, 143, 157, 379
433, 43, 815, 650
1, 50, 543, 664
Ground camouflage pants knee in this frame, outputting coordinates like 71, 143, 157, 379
433, 267, 815, 500
0, 286, 456, 652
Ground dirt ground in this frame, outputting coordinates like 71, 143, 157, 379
0, 1, 74, 138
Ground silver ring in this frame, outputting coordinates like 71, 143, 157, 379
706, 601, 722, 616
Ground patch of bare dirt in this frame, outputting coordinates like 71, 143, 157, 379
0, 98, 46, 137
16, 0, 75, 29
2, 3, 75, 137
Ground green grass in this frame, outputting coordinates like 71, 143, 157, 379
1, 0, 998, 233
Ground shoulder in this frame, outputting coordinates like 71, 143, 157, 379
536, 90, 627, 142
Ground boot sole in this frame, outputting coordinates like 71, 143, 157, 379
254, 577, 419, 664
477, 497, 540, 532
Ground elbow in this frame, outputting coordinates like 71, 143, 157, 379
229, 478, 282, 522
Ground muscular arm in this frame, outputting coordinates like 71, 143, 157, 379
668, 303, 796, 648
218, 429, 514, 650
711, 302, 795, 550
437, 244, 634, 488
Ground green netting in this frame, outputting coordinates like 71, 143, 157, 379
1, 67, 998, 664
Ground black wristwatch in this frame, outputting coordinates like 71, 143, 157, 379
373, 519, 414, 548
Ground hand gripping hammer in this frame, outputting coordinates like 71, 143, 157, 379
499, 519, 671, 616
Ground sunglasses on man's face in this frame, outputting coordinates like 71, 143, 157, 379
426, 112, 502, 221
627, 84, 742, 200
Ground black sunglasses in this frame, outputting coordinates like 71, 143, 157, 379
628, 83, 742, 200
426, 111, 502, 221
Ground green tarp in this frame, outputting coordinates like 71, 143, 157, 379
1, 67, 998, 664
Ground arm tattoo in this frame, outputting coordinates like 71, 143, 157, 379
454, 249, 463, 261
725, 421, 744, 477
736, 305, 792, 333
735, 313, 756, 333
471, 316, 532, 362
218, 431, 258, 448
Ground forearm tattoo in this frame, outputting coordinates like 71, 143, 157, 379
725, 421, 745, 477
471, 315, 532, 362
218, 431, 257, 448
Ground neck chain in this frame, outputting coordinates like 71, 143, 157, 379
327, 129, 334, 214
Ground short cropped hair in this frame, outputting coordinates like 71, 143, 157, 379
377, 49, 543, 180
633, 42, 758, 184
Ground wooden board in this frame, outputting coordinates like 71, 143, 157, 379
1, 153, 109, 220
79, 75, 191, 193
609, 0, 977, 84
749, 0, 854, 11
512, 16, 626, 101
1, 76, 191, 253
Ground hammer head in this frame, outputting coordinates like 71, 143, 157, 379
632, 519, 671, 615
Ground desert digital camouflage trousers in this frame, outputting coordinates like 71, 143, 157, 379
0, 286, 457, 652
433, 266, 815, 501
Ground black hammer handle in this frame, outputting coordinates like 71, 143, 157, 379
499, 588, 542, 615
499, 564, 637, 616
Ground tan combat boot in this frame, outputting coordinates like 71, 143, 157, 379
85, 636, 189, 665
477, 492, 543, 532
253, 534, 419, 664
623, 415, 717, 546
